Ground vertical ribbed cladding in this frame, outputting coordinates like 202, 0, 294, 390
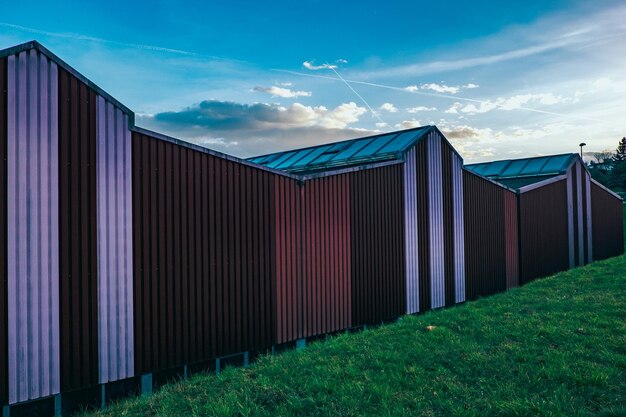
6, 50, 61, 403
591, 182, 623, 260
403, 147, 419, 314
584, 172, 593, 262
132, 132, 274, 375
0, 57, 7, 405
566, 169, 575, 268
503, 191, 519, 289
414, 139, 431, 311
575, 162, 584, 265
441, 142, 455, 307
350, 164, 405, 326
518, 179, 569, 284
58, 66, 99, 392
462, 170, 507, 300
451, 150, 465, 303
427, 133, 445, 309
96, 97, 134, 383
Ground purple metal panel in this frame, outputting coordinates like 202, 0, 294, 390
7, 50, 60, 404
575, 162, 584, 266
404, 146, 419, 314
585, 173, 592, 262
427, 132, 445, 309
566, 169, 575, 268
97, 96, 134, 383
0, 57, 7, 405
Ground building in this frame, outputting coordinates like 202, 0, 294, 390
0, 41, 622, 415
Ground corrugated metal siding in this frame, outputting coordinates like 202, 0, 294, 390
0, 57, 7, 405
441, 141, 455, 307
591, 182, 623, 260
415, 140, 431, 311
96, 96, 134, 383
519, 179, 569, 284
6, 50, 60, 403
585, 173, 593, 262
463, 170, 507, 300
132, 132, 275, 374
350, 164, 405, 326
427, 133, 445, 309
58, 67, 99, 392
451, 152, 465, 303
503, 192, 519, 289
403, 147, 419, 314
275, 175, 351, 343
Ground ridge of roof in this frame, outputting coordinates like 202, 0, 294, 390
465, 153, 578, 179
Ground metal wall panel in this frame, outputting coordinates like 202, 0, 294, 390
403, 147, 419, 314
6, 50, 60, 404
350, 164, 405, 326
585, 173, 593, 262
503, 191, 519, 289
0, 57, 7, 405
451, 152, 466, 303
427, 133, 445, 309
96, 96, 134, 383
274, 175, 351, 344
58, 67, 99, 392
132, 132, 275, 374
415, 140, 431, 311
519, 179, 569, 284
576, 162, 584, 265
591, 182, 623, 260
463, 170, 508, 300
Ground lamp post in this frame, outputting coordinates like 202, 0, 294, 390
579, 142, 586, 159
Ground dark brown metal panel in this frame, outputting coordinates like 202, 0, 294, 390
0, 57, 7, 405
519, 179, 569, 284
350, 164, 405, 326
503, 191, 519, 289
462, 170, 509, 300
58, 68, 99, 391
441, 144, 455, 306
414, 140, 431, 311
571, 166, 579, 267
132, 132, 275, 373
591, 183, 624, 260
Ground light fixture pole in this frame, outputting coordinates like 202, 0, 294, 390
579, 142, 586, 159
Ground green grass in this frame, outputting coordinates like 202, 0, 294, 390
86, 248, 626, 417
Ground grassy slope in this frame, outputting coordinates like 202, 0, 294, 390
87, 209, 626, 417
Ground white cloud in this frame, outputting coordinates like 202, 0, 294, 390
407, 106, 437, 113
404, 85, 419, 92
445, 103, 463, 114
253, 86, 312, 98
303, 61, 337, 70
379, 102, 398, 113
464, 83, 480, 89
376, 122, 388, 128
458, 93, 569, 114
336, 59, 348, 64
420, 83, 461, 94
395, 119, 422, 129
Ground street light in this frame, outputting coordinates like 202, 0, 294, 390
579, 142, 586, 159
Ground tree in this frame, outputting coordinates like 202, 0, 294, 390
612, 137, 626, 191
614, 137, 626, 162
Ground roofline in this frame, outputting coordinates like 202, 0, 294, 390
462, 168, 518, 194
0, 40, 135, 124
430, 125, 464, 163
590, 178, 624, 201
247, 125, 434, 162
517, 174, 567, 193
132, 126, 302, 181
300, 159, 404, 180
465, 152, 577, 179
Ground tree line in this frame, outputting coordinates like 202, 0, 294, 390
587, 137, 626, 194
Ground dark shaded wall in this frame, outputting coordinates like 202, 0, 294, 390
591, 182, 624, 260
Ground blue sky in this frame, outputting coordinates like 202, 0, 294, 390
1, 0, 625, 161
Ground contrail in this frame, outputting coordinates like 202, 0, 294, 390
273, 68, 608, 123
325, 64, 387, 126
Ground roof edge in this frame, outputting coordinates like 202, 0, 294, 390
132, 126, 301, 181
0, 40, 135, 124
590, 178, 624, 201
517, 174, 568, 193
462, 168, 518, 194
300, 158, 404, 180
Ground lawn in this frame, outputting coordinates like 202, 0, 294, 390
85, 243, 626, 417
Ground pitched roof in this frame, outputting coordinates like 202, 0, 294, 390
465, 154, 578, 180
247, 125, 432, 174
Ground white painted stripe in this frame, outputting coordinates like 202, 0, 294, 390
585, 172, 593, 262
97, 96, 135, 383
452, 155, 465, 303
566, 170, 575, 268
404, 146, 419, 314
428, 133, 445, 309
7, 50, 60, 404
576, 162, 584, 266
